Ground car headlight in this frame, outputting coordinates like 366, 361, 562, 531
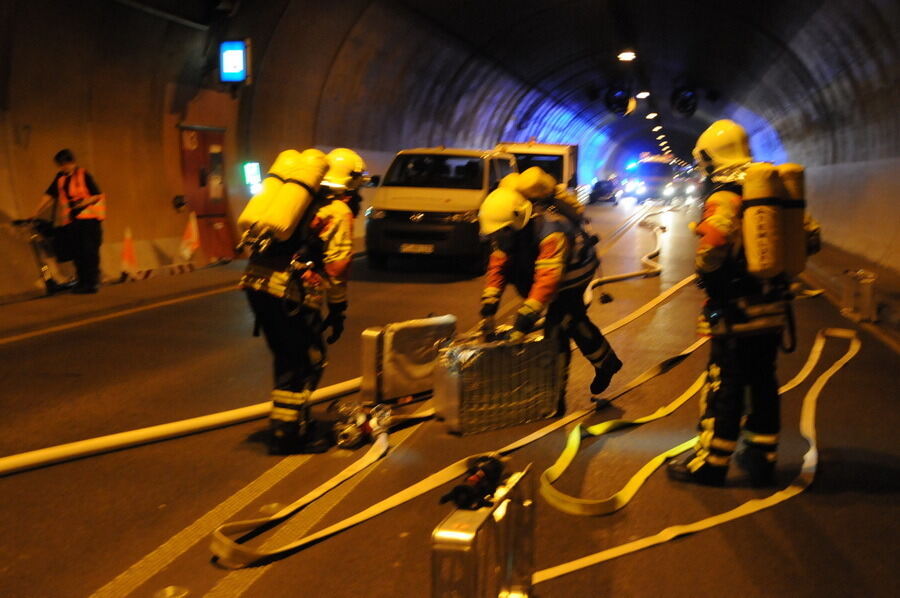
687, 185, 696, 193
447, 210, 479, 223
624, 181, 636, 193
663, 185, 675, 196
366, 208, 386, 220
637, 184, 647, 194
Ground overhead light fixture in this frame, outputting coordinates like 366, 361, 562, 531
652, 125, 662, 132
604, 87, 637, 116
646, 112, 658, 119
656, 135, 665, 140
671, 87, 698, 117
636, 91, 650, 99
617, 50, 636, 62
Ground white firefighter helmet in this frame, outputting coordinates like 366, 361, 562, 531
692, 120, 752, 176
322, 148, 367, 191
478, 187, 533, 235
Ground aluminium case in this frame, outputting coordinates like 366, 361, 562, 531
431, 467, 534, 598
361, 314, 457, 403
433, 331, 566, 435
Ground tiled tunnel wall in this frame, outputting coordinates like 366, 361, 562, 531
0, 0, 897, 301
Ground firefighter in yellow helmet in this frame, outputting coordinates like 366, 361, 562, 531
667, 120, 819, 486
241, 147, 366, 454
478, 179, 621, 406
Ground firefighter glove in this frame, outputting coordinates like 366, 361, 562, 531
480, 287, 501, 317
513, 299, 543, 335
323, 301, 348, 344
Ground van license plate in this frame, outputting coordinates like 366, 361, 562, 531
400, 243, 434, 254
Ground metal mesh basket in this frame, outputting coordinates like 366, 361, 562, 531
434, 328, 566, 435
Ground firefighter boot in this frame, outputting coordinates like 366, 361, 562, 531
268, 390, 310, 455
735, 445, 776, 487
590, 354, 623, 395
666, 450, 728, 486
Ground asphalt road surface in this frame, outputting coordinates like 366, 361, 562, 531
1, 201, 898, 598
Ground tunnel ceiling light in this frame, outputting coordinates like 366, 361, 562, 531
656, 135, 665, 140
617, 50, 637, 62
636, 91, 650, 99
646, 112, 658, 119
652, 125, 662, 132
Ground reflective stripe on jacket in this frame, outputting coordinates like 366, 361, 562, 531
59, 168, 106, 222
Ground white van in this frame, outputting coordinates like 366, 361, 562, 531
365, 147, 517, 268
494, 141, 579, 189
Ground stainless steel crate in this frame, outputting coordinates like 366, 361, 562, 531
361, 315, 457, 404
432, 467, 534, 598
433, 331, 565, 435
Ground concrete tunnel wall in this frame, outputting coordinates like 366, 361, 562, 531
0, 0, 897, 302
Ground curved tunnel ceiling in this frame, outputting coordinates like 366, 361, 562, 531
243, 0, 897, 185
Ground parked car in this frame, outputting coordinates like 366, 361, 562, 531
365, 147, 517, 269
588, 179, 619, 204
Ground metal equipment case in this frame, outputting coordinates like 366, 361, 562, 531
433, 331, 565, 435
431, 467, 534, 598
360, 315, 457, 403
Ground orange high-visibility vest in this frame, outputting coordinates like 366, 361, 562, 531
58, 167, 106, 222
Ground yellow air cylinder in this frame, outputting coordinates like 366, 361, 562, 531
499, 172, 520, 189
516, 166, 557, 199
238, 149, 302, 231
777, 163, 807, 276
262, 148, 328, 241
742, 162, 785, 279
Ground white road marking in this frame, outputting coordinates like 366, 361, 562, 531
202, 417, 427, 597
89, 454, 313, 598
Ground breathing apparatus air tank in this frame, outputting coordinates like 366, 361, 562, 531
237, 149, 303, 232
742, 163, 785, 279
260, 148, 329, 241
777, 163, 807, 277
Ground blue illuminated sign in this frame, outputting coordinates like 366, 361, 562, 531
219, 40, 248, 83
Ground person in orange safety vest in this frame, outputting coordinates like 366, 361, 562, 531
33, 149, 106, 293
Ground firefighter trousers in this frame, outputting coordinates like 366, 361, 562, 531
545, 284, 621, 375
246, 289, 326, 445
696, 332, 781, 468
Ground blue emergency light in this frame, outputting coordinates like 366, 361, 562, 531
219, 40, 249, 83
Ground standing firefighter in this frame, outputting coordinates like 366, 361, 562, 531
477, 169, 622, 407
667, 120, 820, 486
239, 147, 365, 454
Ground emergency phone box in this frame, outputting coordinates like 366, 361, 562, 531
360, 315, 457, 404
431, 467, 534, 598
433, 329, 565, 435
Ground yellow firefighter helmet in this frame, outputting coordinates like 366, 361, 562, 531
516, 166, 557, 199
478, 187, 533, 235
692, 120, 752, 177
323, 148, 367, 191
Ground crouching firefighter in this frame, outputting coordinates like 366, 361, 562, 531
237, 147, 367, 454
477, 174, 622, 409
667, 120, 821, 486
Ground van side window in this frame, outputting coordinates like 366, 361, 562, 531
489, 159, 515, 189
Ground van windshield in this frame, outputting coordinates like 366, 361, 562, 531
383, 154, 484, 189
513, 154, 564, 183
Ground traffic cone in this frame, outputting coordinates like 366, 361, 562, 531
179, 211, 201, 262
121, 226, 139, 280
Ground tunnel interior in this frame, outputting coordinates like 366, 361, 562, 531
0, 0, 897, 300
